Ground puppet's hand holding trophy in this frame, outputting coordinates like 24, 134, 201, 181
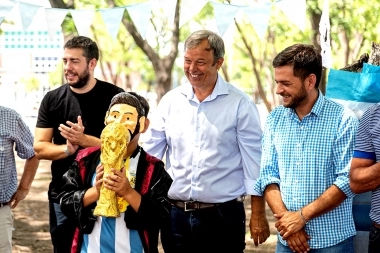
93, 122, 130, 217
93, 92, 146, 218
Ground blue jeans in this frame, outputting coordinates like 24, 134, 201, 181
49, 202, 76, 253
276, 236, 354, 253
169, 201, 246, 253
368, 224, 380, 253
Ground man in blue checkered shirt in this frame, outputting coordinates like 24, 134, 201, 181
0, 105, 39, 252
254, 44, 358, 252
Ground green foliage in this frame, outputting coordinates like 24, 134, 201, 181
48, 62, 64, 87
21, 74, 41, 92
50, 0, 379, 106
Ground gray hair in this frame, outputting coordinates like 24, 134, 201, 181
184, 30, 225, 62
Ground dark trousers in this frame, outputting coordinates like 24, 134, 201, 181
49, 202, 76, 253
168, 201, 246, 253
368, 224, 380, 253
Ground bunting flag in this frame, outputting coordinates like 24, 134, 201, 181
45, 8, 69, 40
1, 0, 308, 43
18, 1, 41, 31
242, 3, 272, 40
275, 0, 306, 32
211, 2, 241, 37
0, 0, 16, 24
156, 0, 177, 27
99, 7, 125, 40
70, 9, 95, 37
319, 0, 332, 68
179, 0, 208, 28
125, 2, 152, 40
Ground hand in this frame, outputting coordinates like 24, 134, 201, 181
250, 214, 270, 246
66, 140, 79, 156
95, 164, 104, 195
286, 229, 311, 253
59, 116, 86, 146
104, 168, 133, 199
9, 187, 29, 209
275, 210, 305, 240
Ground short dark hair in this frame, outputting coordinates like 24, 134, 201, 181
108, 92, 146, 119
184, 30, 225, 64
64, 36, 99, 63
128, 92, 150, 116
272, 44, 322, 88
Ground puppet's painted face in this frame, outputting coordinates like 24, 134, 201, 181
105, 104, 139, 135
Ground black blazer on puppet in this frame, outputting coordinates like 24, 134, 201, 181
59, 146, 172, 253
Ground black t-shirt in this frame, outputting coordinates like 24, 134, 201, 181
36, 79, 124, 201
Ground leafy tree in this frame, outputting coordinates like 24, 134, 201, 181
21, 74, 40, 92
49, 0, 180, 102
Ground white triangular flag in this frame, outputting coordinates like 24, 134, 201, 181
276, 0, 306, 32
0, 0, 16, 24
126, 2, 152, 40
99, 7, 125, 40
70, 9, 95, 37
179, 0, 208, 28
18, 1, 41, 31
212, 2, 240, 37
319, 0, 332, 68
45, 8, 68, 40
243, 3, 272, 40
156, 0, 177, 26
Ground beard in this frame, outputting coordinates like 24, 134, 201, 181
66, 67, 90, 89
283, 85, 308, 109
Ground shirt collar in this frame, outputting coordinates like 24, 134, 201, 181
180, 73, 229, 101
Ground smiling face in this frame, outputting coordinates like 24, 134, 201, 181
275, 65, 310, 109
184, 39, 223, 90
63, 48, 95, 89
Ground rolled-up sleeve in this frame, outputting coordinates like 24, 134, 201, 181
333, 110, 358, 198
253, 114, 281, 195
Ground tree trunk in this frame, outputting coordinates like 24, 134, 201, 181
308, 6, 327, 94
235, 21, 272, 112
50, 0, 181, 104
116, 0, 180, 103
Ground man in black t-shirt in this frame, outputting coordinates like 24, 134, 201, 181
34, 36, 124, 253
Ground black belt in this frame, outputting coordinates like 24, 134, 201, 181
0, 202, 8, 208
170, 196, 245, 212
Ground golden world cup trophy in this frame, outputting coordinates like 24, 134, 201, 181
93, 122, 130, 217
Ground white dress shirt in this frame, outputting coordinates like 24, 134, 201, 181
143, 74, 262, 203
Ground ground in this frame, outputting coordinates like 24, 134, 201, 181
11, 158, 277, 253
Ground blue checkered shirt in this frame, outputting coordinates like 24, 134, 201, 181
0, 106, 35, 203
254, 92, 358, 249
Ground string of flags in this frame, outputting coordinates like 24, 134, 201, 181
0, 0, 331, 68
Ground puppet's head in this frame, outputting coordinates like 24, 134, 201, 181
104, 92, 146, 141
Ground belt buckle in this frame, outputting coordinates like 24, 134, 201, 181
184, 201, 196, 212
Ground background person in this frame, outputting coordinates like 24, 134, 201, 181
349, 103, 380, 253
33, 36, 124, 253
143, 29, 269, 253
0, 105, 39, 253
255, 43, 358, 253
